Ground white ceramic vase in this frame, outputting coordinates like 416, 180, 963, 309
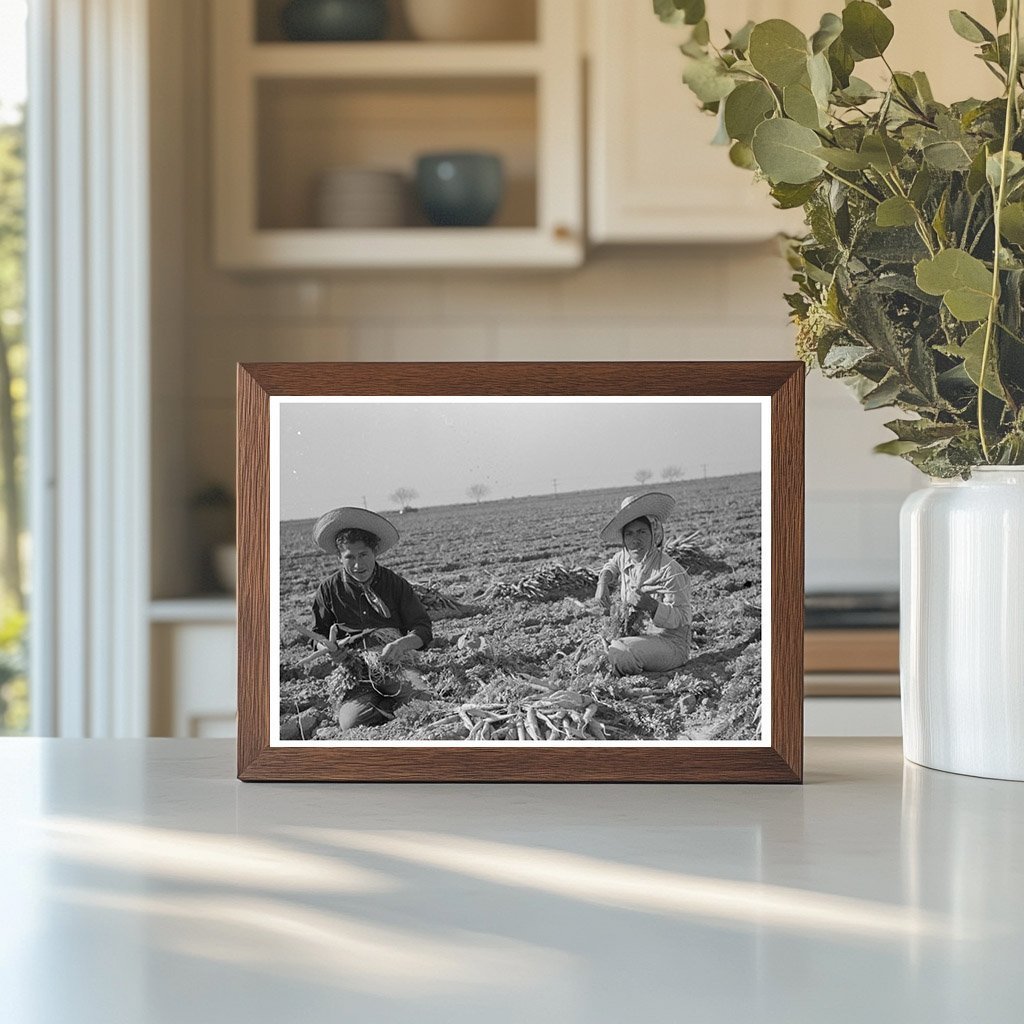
900, 467, 1024, 781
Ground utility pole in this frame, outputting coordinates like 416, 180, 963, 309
702, 464, 708, 481
553, 478, 558, 497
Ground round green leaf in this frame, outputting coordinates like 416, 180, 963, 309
783, 81, 823, 129
828, 35, 855, 88
771, 180, 820, 209
682, 57, 736, 104
813, 146, 872, 170
838, 76, 879, 104
912, 71, 935, 103
807, 52, 833, 108
915, 250, 990, 295
842, 1, 894, 59
949, 10, 994, 44
875, 439, 921, 456
654, 0, 705, 26
860, 133, 904, 173
682, 0, 705, 25
941, 326, 1005, 398
723, 81, 775, 144
999, 203, 1024, 245
810, 12, 843, 55
729, 140, 757, 170
752, 118, 828, 184
923, 141, 973, 172
915, 249, 994, 322
967, 145, 992, 194
875, 197, 918, 228
909, 165, 934, 205
986, 150, 1024, 190
748, 20, 809, 86
724, 20, 755, 53
653, 0, 682, 24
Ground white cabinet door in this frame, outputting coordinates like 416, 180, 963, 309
151, 619, 237, 738
588, 0, 995, 244
588, 0, 815, 242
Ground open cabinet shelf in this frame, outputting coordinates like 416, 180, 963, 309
249, 42, 546, 77
212, 0, 583, 269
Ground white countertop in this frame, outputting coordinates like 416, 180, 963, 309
1, 738, 1020, 1023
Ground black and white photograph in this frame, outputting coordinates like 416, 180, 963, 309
270, 396, 770, 746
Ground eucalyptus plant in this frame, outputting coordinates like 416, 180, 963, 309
657, 0, 1024, 475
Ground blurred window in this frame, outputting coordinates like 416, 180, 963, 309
0, 0, 28, 734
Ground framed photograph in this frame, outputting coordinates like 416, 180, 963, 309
237, 362, 803, 782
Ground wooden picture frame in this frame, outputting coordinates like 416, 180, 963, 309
237, 362, 804, 782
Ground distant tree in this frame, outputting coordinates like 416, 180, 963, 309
634, 468, 653, 486
467, 483, 490, 504
389, 487, 418, 510
662, 465, 684, 482
0, 113, 26, 609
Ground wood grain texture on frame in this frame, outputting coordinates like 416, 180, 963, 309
237, 361, 804, 783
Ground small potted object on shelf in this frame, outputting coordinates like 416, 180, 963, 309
191, 484, 236, 594
403, 0, 534, 42
415, 151, 504, 227
315, 166, 408, 229
280, 0, 389, 42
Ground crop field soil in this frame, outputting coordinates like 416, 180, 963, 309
278, 473, 763, 743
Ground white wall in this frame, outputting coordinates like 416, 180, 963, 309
153, 0, 920, 598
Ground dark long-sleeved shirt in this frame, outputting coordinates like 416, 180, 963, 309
311, 565, 433, 650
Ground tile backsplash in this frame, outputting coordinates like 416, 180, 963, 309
179, 246, 917, 593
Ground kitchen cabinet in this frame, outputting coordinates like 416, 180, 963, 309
804, 629, 901, 737
211, 0, 583, 269
587, 0, 810, 243
150, 601, 237, 738
586, 0, 999, 244
213, 0, 1002, 264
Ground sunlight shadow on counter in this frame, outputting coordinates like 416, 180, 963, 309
289, 825, 971, 943
50, 884, 573, 998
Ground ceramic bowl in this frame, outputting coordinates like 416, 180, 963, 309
415, 152, 504, 227
281, 0, 388, 42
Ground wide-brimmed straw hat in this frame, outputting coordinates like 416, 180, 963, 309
312, 507, 400, 556
599, 492, 676, 545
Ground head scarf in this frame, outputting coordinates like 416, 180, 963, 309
620, 515, 667, 598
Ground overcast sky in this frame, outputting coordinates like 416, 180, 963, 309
277, 398, 763, 520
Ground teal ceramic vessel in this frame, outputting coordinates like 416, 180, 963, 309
281, 0, 388, 42
415, 152, 505, 227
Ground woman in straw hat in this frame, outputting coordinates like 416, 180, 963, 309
594, 492, 692, 676
309, 506, 433, 730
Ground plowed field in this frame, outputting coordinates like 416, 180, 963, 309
278, 473, 763, 743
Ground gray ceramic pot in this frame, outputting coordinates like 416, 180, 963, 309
415, 152, 505, 227
281, 0, 388, 41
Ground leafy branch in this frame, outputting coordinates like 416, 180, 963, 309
979, 0, 1021, 458
658, 0, 1024, 476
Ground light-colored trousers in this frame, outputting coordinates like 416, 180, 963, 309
607, 635, 689, 675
